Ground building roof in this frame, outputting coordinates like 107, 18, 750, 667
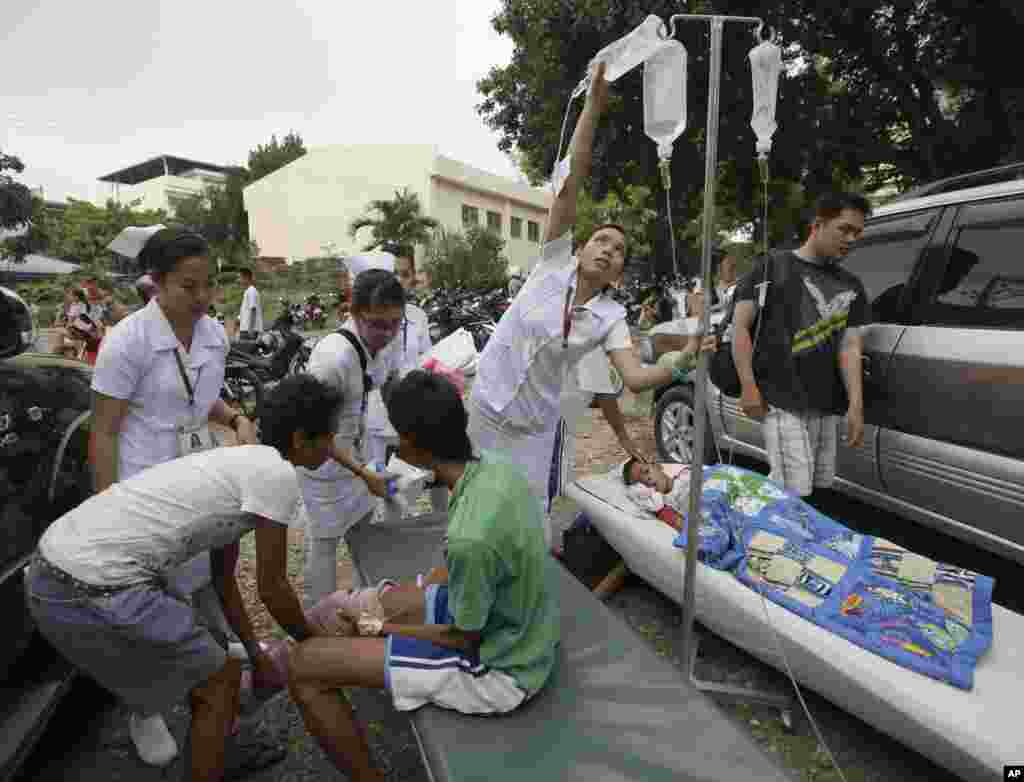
98, 155, 235, 185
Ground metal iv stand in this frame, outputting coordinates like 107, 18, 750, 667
668, 11, 794, 724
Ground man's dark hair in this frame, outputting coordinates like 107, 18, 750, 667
238, 267, 253, 279
138, 228, 209, 280
351, 268, 406, 313
622, 457, 639, 486
813, 192, 873, 223
387, 370, 474, 462
258, 374, 341, 458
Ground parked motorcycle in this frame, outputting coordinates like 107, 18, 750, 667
423, 288, 497, 351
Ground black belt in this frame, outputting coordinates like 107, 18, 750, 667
29, 553, 152, 598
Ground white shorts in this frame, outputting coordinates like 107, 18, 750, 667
763, 407, 839, 497
385, 585, 528, 714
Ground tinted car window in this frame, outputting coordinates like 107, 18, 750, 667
840, 209, 940, 323
922, 198, 1024, 330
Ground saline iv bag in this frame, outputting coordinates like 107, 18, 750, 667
643, 39, 688, 162
571, 15, 670, 99
644, 39, 688, 280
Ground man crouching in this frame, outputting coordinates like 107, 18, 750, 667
288, 370, 560, 781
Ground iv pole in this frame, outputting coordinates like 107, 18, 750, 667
667, 11, 793, 716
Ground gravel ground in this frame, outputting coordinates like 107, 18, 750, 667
18, 385, 991, 781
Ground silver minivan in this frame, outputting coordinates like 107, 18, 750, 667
654, 166, 1024, 566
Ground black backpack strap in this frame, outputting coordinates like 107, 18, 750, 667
337, 328, 373, 401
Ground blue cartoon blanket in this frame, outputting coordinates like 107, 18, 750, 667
671, 465, 994, 690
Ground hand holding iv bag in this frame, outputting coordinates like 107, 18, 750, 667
572, 15, 670, 98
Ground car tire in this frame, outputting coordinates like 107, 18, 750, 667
654, 384, 717, 465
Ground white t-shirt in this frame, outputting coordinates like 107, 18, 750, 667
91, 298, 228, 480
39, 446, 304, 586
239, 285, 263, 332
298, 323, 401, 537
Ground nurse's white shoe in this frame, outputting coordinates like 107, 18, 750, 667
129, 713, 179, 767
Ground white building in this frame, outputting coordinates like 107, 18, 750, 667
99, 155, 233, 214
242, 145, 552, 273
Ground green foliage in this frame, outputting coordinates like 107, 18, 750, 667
349, 188, 440, 252
0, 150, 40, 263
477, 0, 1024, 259
37, 197, 169, 273
574, 182, 658, 262
0, 151, 32, 231
172, 168, 255, 265
424, 226, 509, 290
247, 131, 307, 182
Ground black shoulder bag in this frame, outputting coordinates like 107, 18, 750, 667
337, 328, 373, 405
708, 253, 779, 398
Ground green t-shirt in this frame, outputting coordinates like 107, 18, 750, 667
445, 451, 560, 695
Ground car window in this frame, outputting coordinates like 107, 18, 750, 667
840, 208, 940, 323
922, 197, 1024, 330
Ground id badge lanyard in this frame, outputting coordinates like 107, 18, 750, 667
173, 348, 202, 419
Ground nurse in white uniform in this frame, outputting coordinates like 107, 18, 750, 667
365, 244, 449, 513
91, 226, 260, 765
299, 266, 406, 607
467, 63, 694, 545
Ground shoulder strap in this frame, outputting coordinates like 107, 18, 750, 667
337, 328, 373, 393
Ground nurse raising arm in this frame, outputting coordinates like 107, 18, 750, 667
544, 61, 609, 244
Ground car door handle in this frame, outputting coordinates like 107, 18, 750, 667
862, 355, 872, 379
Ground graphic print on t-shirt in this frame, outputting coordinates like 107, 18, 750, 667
792, 276, 861, 355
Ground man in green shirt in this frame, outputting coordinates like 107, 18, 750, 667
289, 370, 560, 782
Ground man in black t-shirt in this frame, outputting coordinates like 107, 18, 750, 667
732, 192, 872, 502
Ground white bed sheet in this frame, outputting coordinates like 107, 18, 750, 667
567, 472, 1024, 782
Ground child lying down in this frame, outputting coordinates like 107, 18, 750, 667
620, 458, 694, 530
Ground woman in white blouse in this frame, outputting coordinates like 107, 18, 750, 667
468, 64, 698, 544
90, 227, 258, 766
300, 268, 406, 607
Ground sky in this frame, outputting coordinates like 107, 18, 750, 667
3, 0, 519, 204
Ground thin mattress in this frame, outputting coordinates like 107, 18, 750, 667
566, 472, 1024, 782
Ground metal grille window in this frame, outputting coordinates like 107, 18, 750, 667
462, 205, 479, 227
487, 211, 502, 233
510, 216, 522, 239
527, 220, 540, 242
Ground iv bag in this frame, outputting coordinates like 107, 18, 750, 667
643, 39, 688, 160
572, 15, 669, 98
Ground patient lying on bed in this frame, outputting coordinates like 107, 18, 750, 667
621, 458, 694, 530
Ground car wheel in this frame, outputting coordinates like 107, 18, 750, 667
654, 384, 717, 465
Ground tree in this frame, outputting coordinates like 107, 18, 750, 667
0, 151, 38, 262
349, 188, 440, 252
423, 226, 508, 290
477, 1, 1024, 257
42, 198, 168, 273
247, 131, 307, 182
172, 168, 254, 265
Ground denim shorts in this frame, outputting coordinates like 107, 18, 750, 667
24, 562, 226, 715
